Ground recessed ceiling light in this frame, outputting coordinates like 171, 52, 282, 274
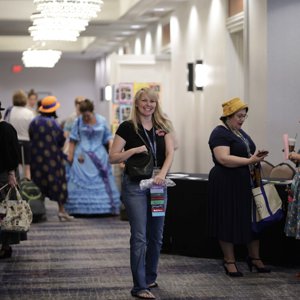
107, 41, 118, 45
130, 24, 143, 29
121, 31, 134, 35
114, 36, 125, 41
153, 8, 166, 12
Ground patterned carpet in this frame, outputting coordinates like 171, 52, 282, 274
0, 200, 299, 300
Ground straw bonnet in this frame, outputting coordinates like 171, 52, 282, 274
39, 96, 60, 113
221, 97, 248, 118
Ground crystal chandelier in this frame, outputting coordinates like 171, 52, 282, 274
29, 13, 86, 41
22, 49, 62, 68
33, 0, 103, 20
29, 0, 103, 42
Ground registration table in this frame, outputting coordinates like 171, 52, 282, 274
162, 173, 300, 265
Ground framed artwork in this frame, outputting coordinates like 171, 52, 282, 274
133, 82, 161, 97
110, 82, 161, 135
111, 103, 120, 124
119, 105, 132, 123
113, 84, 119, 104
118, 83, 134, 104
113, 83, 133, 104
148, 82, 161, 93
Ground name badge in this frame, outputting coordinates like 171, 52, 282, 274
150, 185, 165, 217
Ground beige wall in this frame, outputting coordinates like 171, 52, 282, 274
102, 0, 295, 173
103, 0, 245, 173
245, 0, 268, 153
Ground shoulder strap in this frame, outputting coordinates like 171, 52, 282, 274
4, 106, 13, 122
77, 117, 80, 140
136, 131, 151, 153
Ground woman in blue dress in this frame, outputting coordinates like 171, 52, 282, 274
66, 99, 120, 215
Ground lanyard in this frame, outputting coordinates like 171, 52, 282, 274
235, 130, 251, 157
225, 124, 251, 156
143, 127, 157, 167
233, 129, 256, 174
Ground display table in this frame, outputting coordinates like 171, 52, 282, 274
163, 173, 300, 266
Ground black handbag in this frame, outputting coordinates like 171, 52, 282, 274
125, 132, 154, 181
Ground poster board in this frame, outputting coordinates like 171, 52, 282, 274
133, 82, 161, 95
113, 82, 134, 104
111, 82, 161, 134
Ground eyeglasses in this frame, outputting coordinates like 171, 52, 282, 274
235, 114, 248, 120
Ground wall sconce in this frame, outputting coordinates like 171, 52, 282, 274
105, 85, 112, 101
187, 60, 207, 91
187, 63, 194, 92
194, 60, 205, 91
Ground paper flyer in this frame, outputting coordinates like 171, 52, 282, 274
283, 133, 289, 160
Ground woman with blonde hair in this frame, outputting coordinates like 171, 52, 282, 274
109, 88, 175, 299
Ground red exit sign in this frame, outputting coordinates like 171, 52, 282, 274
12, 65, 23, 73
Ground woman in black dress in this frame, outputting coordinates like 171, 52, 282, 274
29, 96, 73, 221
0, 101, 23, 259
208, 98, 270, 276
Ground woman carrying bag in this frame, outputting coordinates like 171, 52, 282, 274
208, 98, 270, 276
0, 101, 25, 259
109, 88, 175, 299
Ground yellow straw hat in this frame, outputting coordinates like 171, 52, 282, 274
39, 96, 60, 113
221, 97, 248, 118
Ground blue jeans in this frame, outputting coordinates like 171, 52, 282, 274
122, 174, 167, 294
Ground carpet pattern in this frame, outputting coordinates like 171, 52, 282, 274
0, 200, 300, 299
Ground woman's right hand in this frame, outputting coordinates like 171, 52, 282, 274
249, 150, 268, 164
134, 145, 148, 154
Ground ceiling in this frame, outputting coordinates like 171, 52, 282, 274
0, 0, 187, 60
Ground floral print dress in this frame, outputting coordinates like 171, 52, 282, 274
29, 115, 68, 204
285, 171, 300, 239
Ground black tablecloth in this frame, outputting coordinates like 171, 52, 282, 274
163, 173, 300, 266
